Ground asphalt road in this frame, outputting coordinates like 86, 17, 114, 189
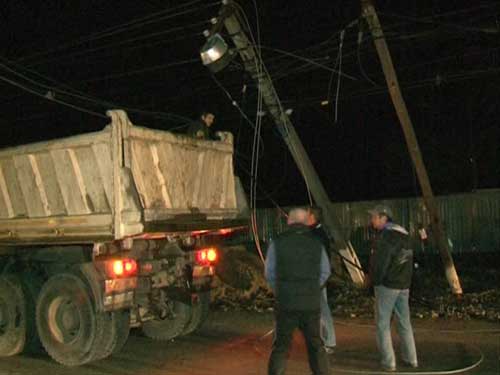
0, 311, 498, 375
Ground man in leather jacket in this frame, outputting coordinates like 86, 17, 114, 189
368, 205, 418, 372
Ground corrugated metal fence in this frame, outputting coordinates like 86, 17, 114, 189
246, 189, 500, 255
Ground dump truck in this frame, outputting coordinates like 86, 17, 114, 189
0, 110, 247, 366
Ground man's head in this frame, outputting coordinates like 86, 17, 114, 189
368, 204, 393, 230
287, 208, 309, 226
200, 111, 215, 127
307, 206, 322, 226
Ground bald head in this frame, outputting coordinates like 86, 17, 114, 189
287, 208, 309, 225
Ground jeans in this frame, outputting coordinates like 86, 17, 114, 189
374, 286, 418, 369
320, 288, 336, 347
268, 309, 329, 375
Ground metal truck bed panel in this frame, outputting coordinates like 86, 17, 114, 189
127, 124, 237, 216
0, 110, 240, 244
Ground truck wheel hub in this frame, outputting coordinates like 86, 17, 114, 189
48, 297, 80, 343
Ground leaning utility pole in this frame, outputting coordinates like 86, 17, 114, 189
361, 0, 462, 294
213, 1, 364, 285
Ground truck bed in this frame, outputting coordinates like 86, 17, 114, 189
0, 110, 245, 244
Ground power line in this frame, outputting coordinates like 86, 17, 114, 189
0, 74, 107, 119
15, 0, 218, 65
261, 4, 500, 76
287, 66, 500, 106
356, 31, 382, 87
80, 58, 199, 83
25, 27, 206, 68
333, 29, 346, 123
378, 11, 500, 34
256, 44, 359, 81
267, 25, 500, 95
210, 74, 258, 131
0, 58, 193, 123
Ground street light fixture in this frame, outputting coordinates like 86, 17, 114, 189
200, 33, 233, 73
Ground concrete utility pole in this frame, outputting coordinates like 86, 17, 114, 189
361, 0, 463, 294
216, 1, 364, 285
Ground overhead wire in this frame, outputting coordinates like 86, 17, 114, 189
291, 64, 500, 107
325, 20, 359, 123
233, 152, 288, 218
333, 29, 346, 124
0, 58, 193, 124
235, 83, 247, 152
272, 6, 500, 105
346, 66, 500, 100
15, 0, 219, 65
0, 74, 106, 119
248, 1, 266, 264
255, 45, 359, 81
378, 10, 500, 34
211, 77, 289, 208
261, 3, 499, 85
267, 22, 449, 83
356, 30, 381, 87
227, 0, 274, 263
81, 58, 199, 83
261, 17, 413, 75
25, 27, 206, 68
230, 1, 316, 209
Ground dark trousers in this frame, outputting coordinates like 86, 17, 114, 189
268, 309, 330, 375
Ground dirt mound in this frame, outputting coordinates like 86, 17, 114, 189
211, 246, 273, 311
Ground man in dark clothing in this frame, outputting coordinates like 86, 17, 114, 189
187, 111, 216, 139
265, 208, 330, 375
309, 207, 331, 258
308, 207, 336, 352
368, 204, 418, 372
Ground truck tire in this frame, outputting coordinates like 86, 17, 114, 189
112, 310, 130, 354
142, 301, 190, 341
93, 309, 130, 360
36, 273, 98, 366
0, 274, 27, 356
181, 292, 210, 336
90, 311, 114, 361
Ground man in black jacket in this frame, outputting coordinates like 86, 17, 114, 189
265, 208, 330, 375
369, 205, 418, 372
187, 111, 216, 139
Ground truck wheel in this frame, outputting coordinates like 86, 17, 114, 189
93, 309, 130, 360
112, 310, 130, 354
36, 273, 97, 366
142, 301, 190, 341
90, 311, 114, 361
181, 292, 210, 336
0, 275, 27, 356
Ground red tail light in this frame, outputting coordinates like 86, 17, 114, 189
206, 248, 218, 262
107, 259, 138, 278
195, 248, 218, 265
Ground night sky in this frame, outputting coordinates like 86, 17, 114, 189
1, 0, 499, 206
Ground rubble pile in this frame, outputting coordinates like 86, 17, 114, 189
330, 287, 500, 322
212, 247, 500, 322
211, 246, 273, 311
